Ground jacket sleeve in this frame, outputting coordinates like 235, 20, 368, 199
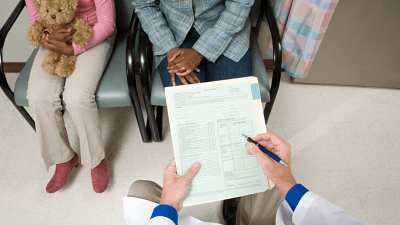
276, 191, 369, 225
131, 0, 179, 56
192, 0, 254, 63
72, 0, 116, 55
145, 217, 176, 225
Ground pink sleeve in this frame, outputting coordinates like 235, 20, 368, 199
25, 0, 41, 24
73, 0, 116, 55
26, 0, 50, 33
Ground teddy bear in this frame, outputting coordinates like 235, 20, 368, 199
27, 0, 91, 77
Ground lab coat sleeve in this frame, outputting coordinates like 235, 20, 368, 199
276, 191, 369, 225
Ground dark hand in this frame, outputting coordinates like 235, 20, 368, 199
160, 158, 200, 211
42, 37, 74, 56
167, 48, 201, 86
44, 28, 74, 44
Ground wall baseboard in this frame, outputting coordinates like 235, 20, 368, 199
3, 60, 285, 73
3, 62, 27, 73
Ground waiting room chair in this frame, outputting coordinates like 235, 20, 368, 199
133, 0, 282, 142
0, 0, 153, 142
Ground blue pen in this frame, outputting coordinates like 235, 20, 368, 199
242, 134, 288, 167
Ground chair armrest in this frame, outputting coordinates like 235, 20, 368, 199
126, 12, 140, 83
137, 26, 152, 91
262, 0, 282, 104
0, 0, 26, 100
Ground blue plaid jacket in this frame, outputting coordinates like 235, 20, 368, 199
132, 0, 255, 68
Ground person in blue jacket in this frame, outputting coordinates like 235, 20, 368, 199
126, 132, 369, 225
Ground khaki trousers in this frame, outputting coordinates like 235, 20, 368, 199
127, 180, 285, 225
27, 37, 115, 171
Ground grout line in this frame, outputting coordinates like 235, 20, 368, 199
380, 121, 400, 159
317, 88, 369, 220
109, 175, 119, 225
0, 129, 20, 178
44, 189, 55, 225
330, 123, 369, 222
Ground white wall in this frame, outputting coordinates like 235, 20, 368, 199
1, 0, 34, 62
0, 0, 271, 62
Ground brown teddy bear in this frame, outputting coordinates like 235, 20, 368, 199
28, 0, 91, 77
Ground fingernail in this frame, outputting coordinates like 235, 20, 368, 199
46, 37, 48, 40
194, 162, 200, 169
245, 143, 251, 148
68, 28, 71, 31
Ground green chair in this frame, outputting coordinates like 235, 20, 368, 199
0, 0, 152, 142
134, 0, 282, 142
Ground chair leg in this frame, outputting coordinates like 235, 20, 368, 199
263, 101, 273, 125
127, 76, 151, 143
156, 106, 163, 139
132, 97, 151, 143
142, 89, 161, 142
17, 105, 35, 131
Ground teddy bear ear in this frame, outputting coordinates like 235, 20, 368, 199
33, 0, 41, 10
69, 0, 78, 10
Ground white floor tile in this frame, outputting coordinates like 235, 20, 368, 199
282, 123, 349, 172
334, 122, 400, 170
351, 170, 400, 190
1, 132, 55, 179
358, 188, 400, 223
320, 85, 380, 123
382, 121, 400, 153
116, 138, 175, 177
293, 171, 356, 193
266, 122, 286, 139
274, 95, 331, 124
368, 220, 400, 225
364, 88, 400, 122
46, 176, 115, 225
0, 178, 53, 225
0, 128, 20, 176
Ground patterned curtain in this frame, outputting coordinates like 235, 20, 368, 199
266, 0, 339, 78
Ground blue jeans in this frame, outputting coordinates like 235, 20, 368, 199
159, 27, 252, 87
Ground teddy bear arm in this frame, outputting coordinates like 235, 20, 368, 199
28, 19, 46, 48
72, 19, 92, 48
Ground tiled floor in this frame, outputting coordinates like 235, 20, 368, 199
1, 72, 399, 225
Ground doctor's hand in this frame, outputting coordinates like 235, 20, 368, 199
160, 158, 200, 211
245, 133, 297, 196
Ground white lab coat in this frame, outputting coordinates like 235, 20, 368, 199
123, 191, 369, 225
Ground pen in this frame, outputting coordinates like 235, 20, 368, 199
242, 134, 288, 167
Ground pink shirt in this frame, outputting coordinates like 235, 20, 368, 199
26, 0, 116, 55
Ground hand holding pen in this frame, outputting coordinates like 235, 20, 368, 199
243, 133, 297, 196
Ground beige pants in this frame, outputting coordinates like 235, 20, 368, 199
127, 180, 285, 225
27, 37, 115, 171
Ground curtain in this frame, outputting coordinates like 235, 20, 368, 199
266, 0, 339, 78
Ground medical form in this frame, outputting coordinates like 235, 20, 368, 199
165, 77, 274, 206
